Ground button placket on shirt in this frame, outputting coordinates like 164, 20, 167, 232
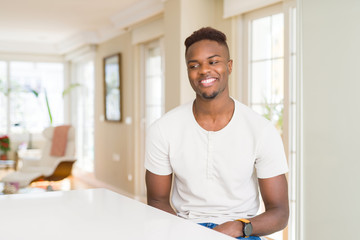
207, 131, 214, 179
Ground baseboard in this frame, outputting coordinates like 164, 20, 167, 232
72, 168, 136, 200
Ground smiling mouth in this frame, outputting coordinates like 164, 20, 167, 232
200, 77, 217, 87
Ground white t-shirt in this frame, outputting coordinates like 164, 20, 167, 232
145, 99, 288, 224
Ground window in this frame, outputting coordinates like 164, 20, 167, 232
0, 60, 64, 137
70, 59, 95, 172
0, 62, 8, 134
288, 7, 297, 240
138, 39, 165, 197
250, 13, 284, 133
242, 2, 297, 240
144, 43, 164, 128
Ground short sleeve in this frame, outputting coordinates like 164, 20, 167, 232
144, 121, 173, 175
255, 123, 289, 179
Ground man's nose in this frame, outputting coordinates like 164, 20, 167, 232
199, 63, 210, 74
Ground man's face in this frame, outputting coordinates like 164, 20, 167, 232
185, 39, 233, 100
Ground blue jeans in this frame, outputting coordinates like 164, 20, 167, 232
198, 223, 261, 240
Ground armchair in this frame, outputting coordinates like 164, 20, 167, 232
1, 125, 76, 188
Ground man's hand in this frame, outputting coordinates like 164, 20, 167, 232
213, 221, 243, 238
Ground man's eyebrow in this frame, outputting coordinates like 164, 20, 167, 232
187, 59, 198, 64
187, 55, 222, 64
208, 54, 221, 59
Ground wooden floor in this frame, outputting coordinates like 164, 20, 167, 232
1, 167, 96, 193
29, 175, 95, 191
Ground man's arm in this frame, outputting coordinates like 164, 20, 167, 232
214, 174, 289, 237
145, 170, 176, 215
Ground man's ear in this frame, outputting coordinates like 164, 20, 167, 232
228, 59, 233, 74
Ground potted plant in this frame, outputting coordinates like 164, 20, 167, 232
0, 135, 10, 160
28, 83, 81, 125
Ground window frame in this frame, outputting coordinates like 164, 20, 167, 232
69, 56, 96, 173
136, 38, 165, 199
239, 1, 298, 239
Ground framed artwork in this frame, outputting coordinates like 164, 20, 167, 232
104, 53, 122, 122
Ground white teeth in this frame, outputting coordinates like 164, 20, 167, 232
201, 78, 216, 83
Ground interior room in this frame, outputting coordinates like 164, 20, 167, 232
0, 0, 359, 240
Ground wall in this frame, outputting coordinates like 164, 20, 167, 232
95, 32, 135, 195
301, 0, 360, 239
179, 0, 218, 104
164, 0, 232, 107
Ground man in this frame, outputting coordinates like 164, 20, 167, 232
145, 27, 289, 239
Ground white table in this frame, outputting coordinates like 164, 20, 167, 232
0, 188, 234, 240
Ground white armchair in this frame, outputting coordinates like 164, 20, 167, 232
1, 125, 76, 188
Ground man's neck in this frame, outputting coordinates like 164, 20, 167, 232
193, 94, 234, 131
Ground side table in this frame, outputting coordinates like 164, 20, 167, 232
0, 160, 16, 189
0, 160, 15, 170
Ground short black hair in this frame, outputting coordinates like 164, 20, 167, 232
184, 27, 229, 54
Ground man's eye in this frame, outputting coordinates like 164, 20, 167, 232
210, 61, 218, 65
189, 64, 199, 69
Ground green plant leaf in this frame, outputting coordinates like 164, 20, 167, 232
30, 89, 39, 97
62, 83, 81, 98
0, 79, 11, 96
44, 90, 53, 125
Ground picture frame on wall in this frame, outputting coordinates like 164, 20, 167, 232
104, 53, 122, 122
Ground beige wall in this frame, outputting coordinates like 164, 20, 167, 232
164, 0, 233, 107
301, 0, 360, 239
94, 0, 231, 197
95, 32, 135, 195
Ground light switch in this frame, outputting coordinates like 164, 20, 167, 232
112, 153, 120, 162
125, 116, 132, 125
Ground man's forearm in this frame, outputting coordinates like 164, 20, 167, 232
214, 206, 288, 238
249, 174, 289, 237
145, 171, 175, 215
249, 206, 289, 236
147, 199, 177, 215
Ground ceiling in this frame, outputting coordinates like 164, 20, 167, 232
0, 0, 164, 55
